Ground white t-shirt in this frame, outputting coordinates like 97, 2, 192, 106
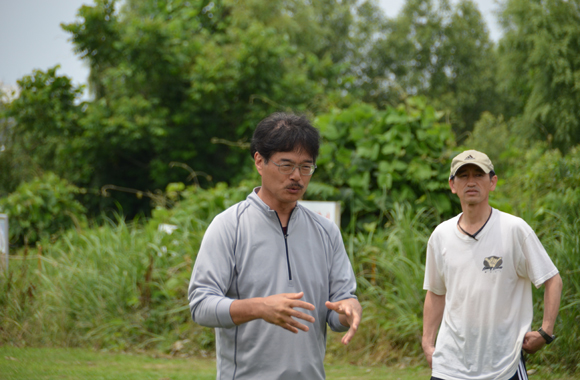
424, 209, 558, 380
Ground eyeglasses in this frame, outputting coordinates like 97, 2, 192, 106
271, 160, 317, 176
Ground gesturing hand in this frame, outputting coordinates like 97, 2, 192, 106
325, 298, 362, 345
260, 292, 316, 333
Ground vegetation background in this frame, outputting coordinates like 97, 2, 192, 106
1, 0, 579, 376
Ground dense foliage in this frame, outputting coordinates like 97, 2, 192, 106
0, 173, 86, 245
308, 99, 457, 228
362, 0, 501, 139
0, 0, 384, 217
498, 0, 580, 152
1, 0, 504, 216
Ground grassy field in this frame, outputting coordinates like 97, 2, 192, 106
0, 346, 431, 380
0, 347, 578, 380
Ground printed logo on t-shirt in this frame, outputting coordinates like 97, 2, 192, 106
482, 256, 503, 272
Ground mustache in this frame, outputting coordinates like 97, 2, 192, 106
286, 183, 304, 190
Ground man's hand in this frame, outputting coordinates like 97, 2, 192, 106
422, 343, 436, 369
231, 292, 315, 333
260, 292, 316, 333
422, 291, 445, 368
325, 298, 362, 345
523, 331, 546, 354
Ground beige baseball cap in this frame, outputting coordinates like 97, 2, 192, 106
449, 150, 494, 179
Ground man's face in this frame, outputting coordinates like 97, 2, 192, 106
449, 164, 497, 206
254, 149, 314, 209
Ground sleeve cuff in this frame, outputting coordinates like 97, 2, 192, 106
328, 310, 349, 332
534, 269, 560, 289
215, 298, 236, 328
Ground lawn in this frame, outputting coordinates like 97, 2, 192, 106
0, 347, 577, 380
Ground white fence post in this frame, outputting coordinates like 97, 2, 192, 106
0, 214, 8, 272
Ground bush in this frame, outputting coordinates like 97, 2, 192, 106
311, 98, 457, 230
0, 173, 86, 245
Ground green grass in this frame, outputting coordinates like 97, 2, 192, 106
0, 347, 216, 380
1, 347, 578, 380
0, 347, 431, 380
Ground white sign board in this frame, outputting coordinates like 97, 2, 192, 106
0, 214, 8, 272
298, 201, 341, 227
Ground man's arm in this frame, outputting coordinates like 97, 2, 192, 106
324, 222, 361, 345
230, 292, 315, 333
523, 273, 563, 353
422, 290, 445, 369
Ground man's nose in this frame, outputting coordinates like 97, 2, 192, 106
289, 167, 302, 180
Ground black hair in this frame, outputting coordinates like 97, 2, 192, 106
250, 112, 320, 162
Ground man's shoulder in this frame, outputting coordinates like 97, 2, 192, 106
210, 198, 252, 227
298, 204, 340, 233
494, 208, 531, 229
432, 214, 461, 234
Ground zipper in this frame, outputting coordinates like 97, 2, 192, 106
275, 209, 294, 281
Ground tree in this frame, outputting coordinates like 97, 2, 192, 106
51, 0, 382, 215
497, 0, 580, 151
361, 0, 500, 140
0, 0, 381, 216
1, 68, 86, 196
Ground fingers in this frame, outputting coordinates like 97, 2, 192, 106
285, 319, 310, 333
341, 327, 356, 345
279, 309, 313, 333
326, 299, 362, 345
423, 345, 435, 368
261, 292, 316, 333
286, 292, 316, 311
292, 309, 315, 324
349, 306, 361, 331
341, 309, 360, 345
522, 332, 545, 354
325, 300, 341, 312
285, 291, 305, 299
290, 300, 316, 311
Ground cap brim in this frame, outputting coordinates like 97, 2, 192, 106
450, 162, 491, 178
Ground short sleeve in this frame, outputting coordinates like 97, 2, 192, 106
520, 227, 559, 288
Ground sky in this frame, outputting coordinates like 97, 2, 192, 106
0, 0, 503, 94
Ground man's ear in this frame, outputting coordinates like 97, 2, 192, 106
449, 178, 457, 194
490, 175, 498, 192
254, 152, 264, 176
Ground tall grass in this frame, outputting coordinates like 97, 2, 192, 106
528, 213, 580, 373
1, 216, 192, 350
332, 203, 434, 364
0, 183, 250, 353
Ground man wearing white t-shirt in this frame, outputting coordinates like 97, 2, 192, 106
422, 150, 563, 380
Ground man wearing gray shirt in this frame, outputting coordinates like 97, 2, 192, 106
188, 112, 362, 380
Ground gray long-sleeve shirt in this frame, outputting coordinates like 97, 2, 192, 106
188, 188, 357, 380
